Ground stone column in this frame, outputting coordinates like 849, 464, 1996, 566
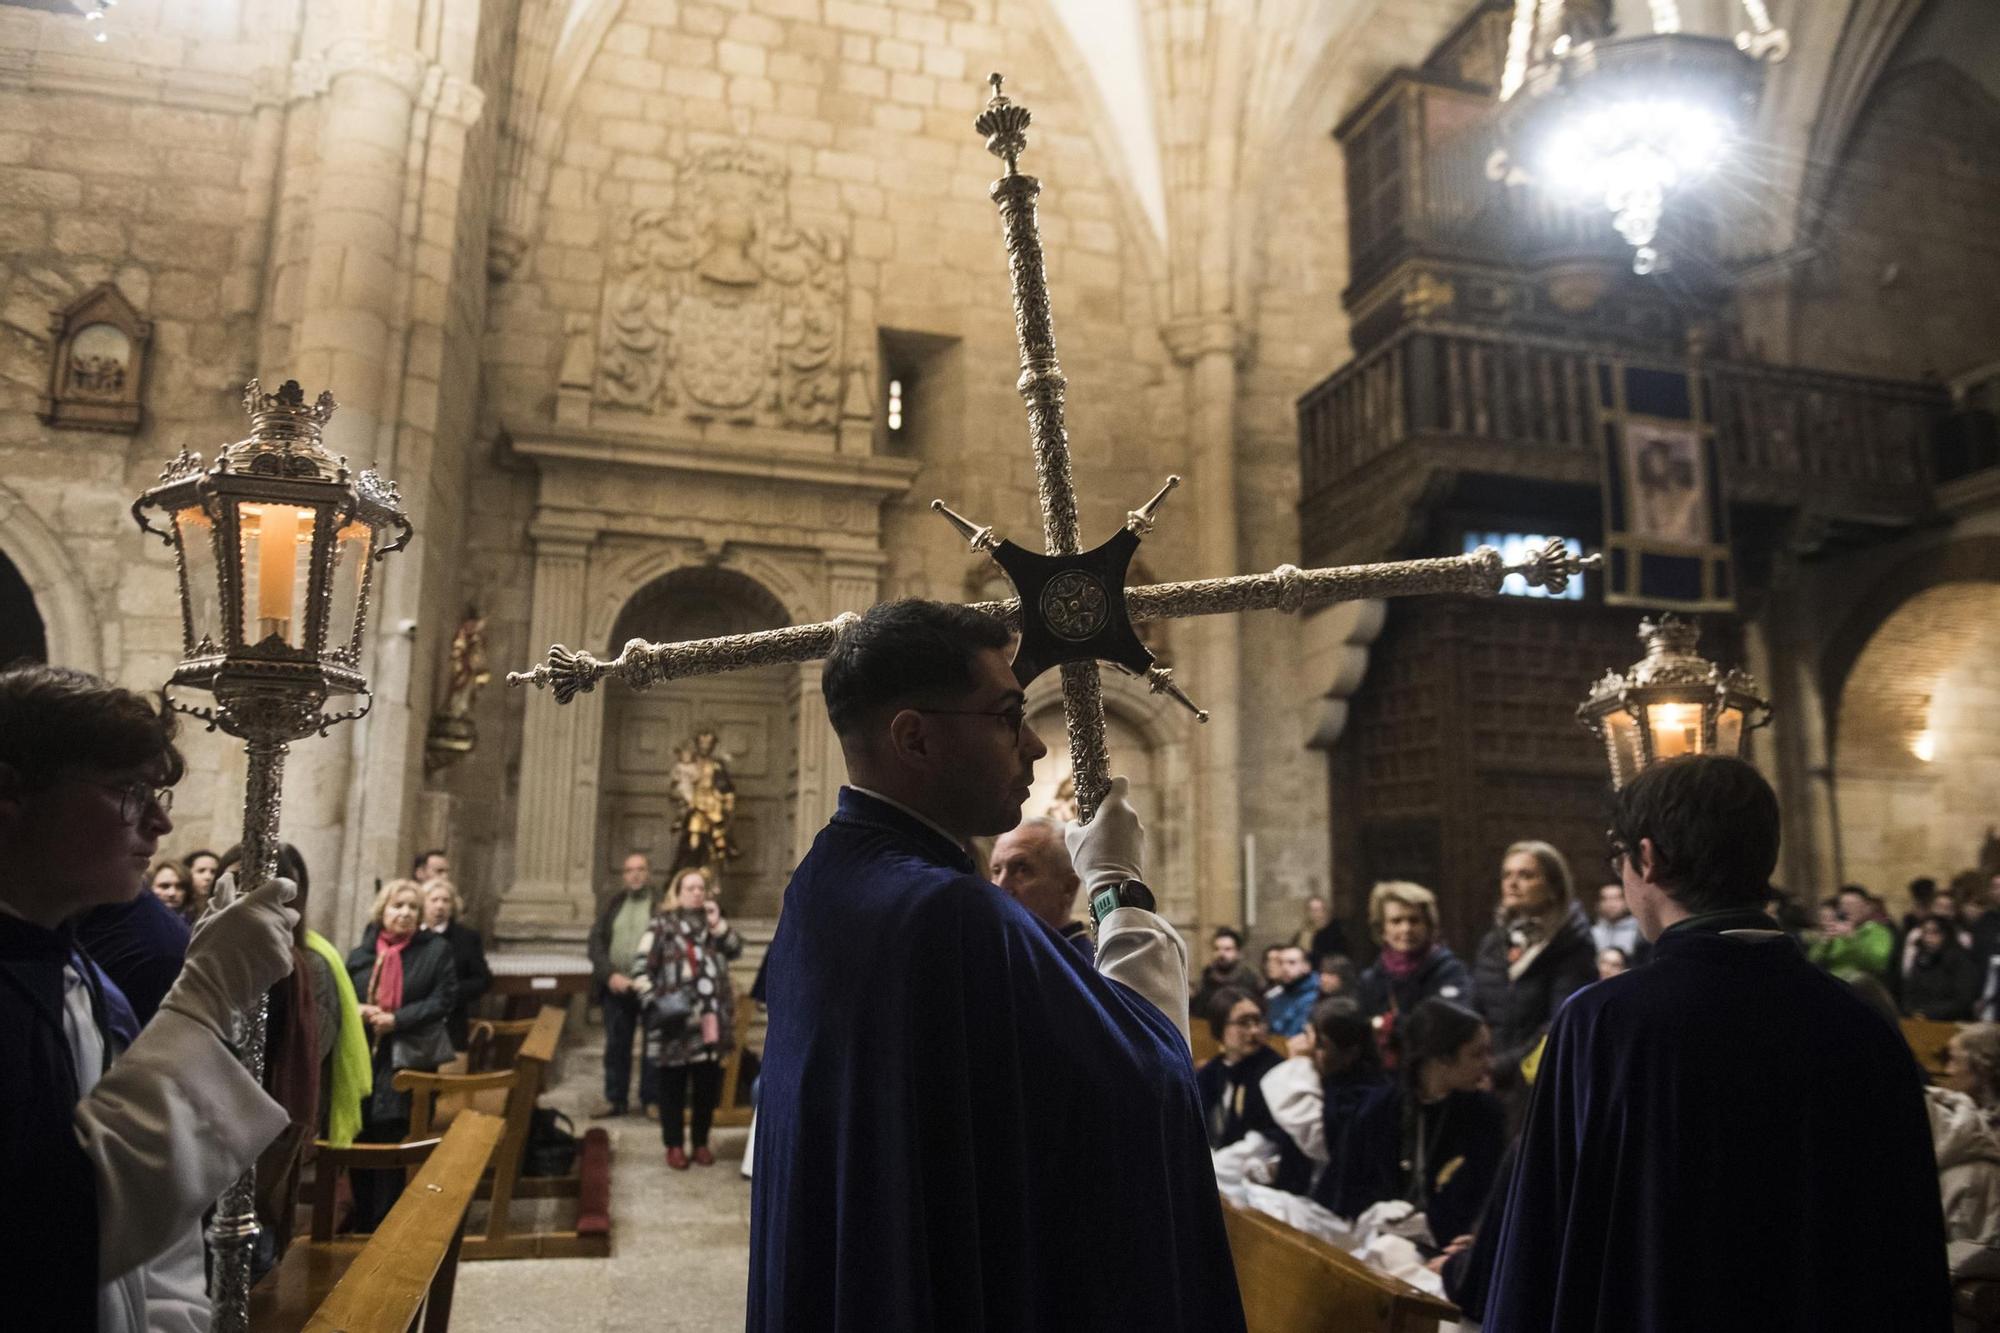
275, 27, 427, 935
496, 525, 599, 945
1162, 314, 1243, 938
791, 556, 886, 859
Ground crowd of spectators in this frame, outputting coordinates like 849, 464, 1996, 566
1193, 822, 2000, 1318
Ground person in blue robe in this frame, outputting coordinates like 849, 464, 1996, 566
748, 601, 1245, 1332
1485, 755, 1951, 1331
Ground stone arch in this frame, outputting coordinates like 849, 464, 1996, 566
1829, 579, 2000, 906
1019, 668, 1196, 918
1820, 535, 2000, 749
586, 545, 817, 651
0, 482, 102, 674
595, 562, 801, 917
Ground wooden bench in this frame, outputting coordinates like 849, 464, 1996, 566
395, 1004, 612, 1260
251, 1111, 504, 1332
1903, 1016, 1963, 1079
1223, 1200, 1462, 1333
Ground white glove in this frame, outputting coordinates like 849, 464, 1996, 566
160, 875, 299, 1041
1065, 776, 1144, 896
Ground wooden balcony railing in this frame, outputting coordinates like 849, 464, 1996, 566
1298, 326, 1949, 561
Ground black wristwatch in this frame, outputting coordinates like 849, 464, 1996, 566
1088, 878, 1155, 927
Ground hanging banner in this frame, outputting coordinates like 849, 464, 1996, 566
1598, 363, 1734, 610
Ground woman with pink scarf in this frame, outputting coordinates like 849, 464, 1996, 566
1355, 881, 1473, 1063
344, 878, 458, 1230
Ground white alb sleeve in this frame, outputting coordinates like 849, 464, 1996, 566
1095, 906, 1190, 1046
1259, 1057, 1329, 1163
76, 1008, 289, 1280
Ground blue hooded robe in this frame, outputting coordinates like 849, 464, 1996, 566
747, 788, 1245, 1332
1484, 910, 1952, 1331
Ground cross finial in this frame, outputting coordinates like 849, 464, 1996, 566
975, 68, 1032, 174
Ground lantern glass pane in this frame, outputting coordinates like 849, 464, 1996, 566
172, 505, 221, 653
237, 502, 314, 649
1605, 711, 1643, 788
1648, 700, 1704, 760
1717, 704, 1744, 756
325, 519, 373, 659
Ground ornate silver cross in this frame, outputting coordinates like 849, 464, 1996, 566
510, 74, 1594, 824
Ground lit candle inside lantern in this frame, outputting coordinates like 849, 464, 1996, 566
1650, 702, 1700, 759
257, 504, 298, 638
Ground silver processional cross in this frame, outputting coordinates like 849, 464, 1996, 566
509, 74, 1594, 825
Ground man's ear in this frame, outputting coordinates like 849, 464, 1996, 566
884, 708, 932, 765
1636, 836, 1662, 886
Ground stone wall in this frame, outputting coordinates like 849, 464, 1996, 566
457, 0, 1193, 925
0, 1, 297, 861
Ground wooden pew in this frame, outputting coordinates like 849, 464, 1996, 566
1223, 1200, 1462, 1333
396, 1004, 612, 1260
1903, 1016, 1963, 1080
252, 1112, 504, 1332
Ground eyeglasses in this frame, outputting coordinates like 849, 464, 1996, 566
912, 704, 1028, 743
82, 779, 175, 824
1225, 1016, 1268, 1030
1605, 829, 1628, 876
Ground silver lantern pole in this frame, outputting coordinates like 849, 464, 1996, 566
132, 379, 412, 1333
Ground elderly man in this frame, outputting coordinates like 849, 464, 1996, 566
749, 600, 1243, 1332
1486, 756, 1949, 1331
989, 814, 1092, 959
588, 850, 659, 1118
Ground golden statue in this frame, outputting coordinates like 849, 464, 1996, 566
667, 729, 740, 878
424, 610, 490, 774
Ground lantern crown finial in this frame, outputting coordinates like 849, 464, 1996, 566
226, 378, 343, 478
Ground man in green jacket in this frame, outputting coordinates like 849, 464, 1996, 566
1810, 885, 1897, 982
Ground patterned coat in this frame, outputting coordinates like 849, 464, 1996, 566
635, 909, 744, 1068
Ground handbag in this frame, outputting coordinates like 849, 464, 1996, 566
389, 1021, 457, 1071
644, 986, 694, 1036
522, 1107, 579, 1177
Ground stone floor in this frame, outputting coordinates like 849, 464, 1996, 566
451, 1026, 751, 1331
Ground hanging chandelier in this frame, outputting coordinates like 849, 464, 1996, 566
1491, 0, 1789, 275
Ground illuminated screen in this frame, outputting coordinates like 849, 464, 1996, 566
1463, 532, 1586, 600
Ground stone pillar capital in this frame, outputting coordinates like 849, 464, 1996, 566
527, 519, 598, 557
1159, 313, 1242, 366
291, 36, 429, 103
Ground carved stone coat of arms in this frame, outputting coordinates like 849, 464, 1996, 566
595, 145, 846, 434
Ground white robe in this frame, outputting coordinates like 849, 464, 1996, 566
64, 964, 288, 1332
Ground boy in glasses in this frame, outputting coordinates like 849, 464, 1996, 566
0, 665, 300, 1331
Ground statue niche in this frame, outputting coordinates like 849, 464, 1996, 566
595, 145, 846, 436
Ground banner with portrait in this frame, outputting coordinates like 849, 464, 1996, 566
1598, 364, 1734, 611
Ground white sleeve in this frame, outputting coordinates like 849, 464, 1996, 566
1096, 907, 1190, 1045
1259, 1057, 1328, 1163
76, 1008, 289, 1280
139, 1223, 211, 1333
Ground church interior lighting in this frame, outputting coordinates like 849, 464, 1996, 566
1494, 0, 1788, 274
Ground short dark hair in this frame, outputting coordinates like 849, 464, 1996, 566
186, 848, 219, 866
412, 848, 447, 875
1212, 926, 1244, 947
1397, 998, 1485, 1088
822, 600, 1013, 737
1310, 996, 1380, 1078
1610, 755, 1780, 914
1910, 877, 1938, 903
1205, 985, 1266, 1042
0, 665, 184, 790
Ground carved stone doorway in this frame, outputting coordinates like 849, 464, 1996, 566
597, 567, 796, 918
0, 549, 47, 668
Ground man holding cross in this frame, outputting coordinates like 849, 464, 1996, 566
746, 600, 1245, 1332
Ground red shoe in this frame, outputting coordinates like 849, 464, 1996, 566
666, 1146, 689, 1170
692, 1146, 715, 1167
